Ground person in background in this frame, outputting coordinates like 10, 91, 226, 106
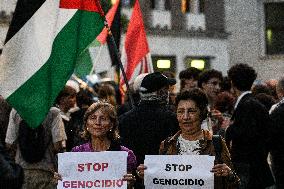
198, 69, 223, 109
265, 79, 278, 100
251, 83, 272, 96
162, 71, 177, 112
220, 76, 232, 93
117, 73, 149, 116
198, 69, 223, 132
179, 67, 201, 92
0, 96, 11, 145
251, 83, 276, 111
254, 93, 275, 112
269, 77, 284, 189
211, 91, 235, 137
68, 88, 95, 146
55, 86, 77, 151
0, 140, 23, 189
5, 108, 66, 189
56, 102, 137, 189
136, 89, 240, 188
226, 63, 274, 189
119, 72, 179, 189
97, 83, 117, 107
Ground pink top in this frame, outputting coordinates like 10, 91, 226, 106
72, 142, 137, 172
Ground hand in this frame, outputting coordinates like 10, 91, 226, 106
136, 164, 147, 179
122, 173, 136, 188
53, 172, 62, 184
210, 163, 232, 177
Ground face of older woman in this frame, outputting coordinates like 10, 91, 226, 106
177, 99, 201, 134
86, 109, 113, 138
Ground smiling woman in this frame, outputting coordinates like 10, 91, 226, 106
54, 102, 137, 189
81, 102, 120, 148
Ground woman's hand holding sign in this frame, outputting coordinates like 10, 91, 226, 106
123, 173, 136, 189
210, 163, 232, 177
136, 164, 147, 179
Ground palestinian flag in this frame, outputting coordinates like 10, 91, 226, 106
0, 0, 105, 128
75, 0, 120, 77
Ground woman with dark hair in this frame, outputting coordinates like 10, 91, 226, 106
97, 84, 117, 107
136, 89, 240, 188
179, 67, 201, 92
55, 102, 137, 189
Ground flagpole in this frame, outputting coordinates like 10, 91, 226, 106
104, 20, 134, 108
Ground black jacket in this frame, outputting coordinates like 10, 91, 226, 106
119, 100, 179, 165
226, 93, 274, 188
270, 101, 284, 188
0, 141, 23, 189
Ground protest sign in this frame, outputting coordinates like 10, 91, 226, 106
144, 155, 214, 189
58, 151, 128, 189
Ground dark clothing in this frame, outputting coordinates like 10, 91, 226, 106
0, 97, 11, 144
226, 93, 274, 188
119, 100, 178, 189
63, 109, 87, 151
117, 92, 140, 117
119, 100, 179, 166
68, 108, 88, 147
0, 141, 23, 189
63, 119, 75, 152
270, 101, 284, 189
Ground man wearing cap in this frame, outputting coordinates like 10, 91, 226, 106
119, 72, 179, 188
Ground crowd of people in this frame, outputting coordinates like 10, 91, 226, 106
0, 63, 283, 189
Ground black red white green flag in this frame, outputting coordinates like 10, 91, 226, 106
0, 0, 105, 128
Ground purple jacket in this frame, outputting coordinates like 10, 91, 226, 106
72, 142, 137, 172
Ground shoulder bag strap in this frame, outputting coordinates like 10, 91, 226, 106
212, 135, 223, 163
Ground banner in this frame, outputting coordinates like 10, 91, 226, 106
144, 155, 214, 189
58, 152, 128, 189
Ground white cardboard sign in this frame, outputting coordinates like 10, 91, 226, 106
144, 155, 214, 189
57, 151, 128, 189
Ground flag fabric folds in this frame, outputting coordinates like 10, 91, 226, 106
74, 0, 120, 78
0, 0, 105, 128
120, 0, 153, 94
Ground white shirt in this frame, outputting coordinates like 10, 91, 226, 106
234, 91, 252, 110
269, 97, 284, 114
178, 135, 201, 155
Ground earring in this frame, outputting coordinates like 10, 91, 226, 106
109, 129, 112, 132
